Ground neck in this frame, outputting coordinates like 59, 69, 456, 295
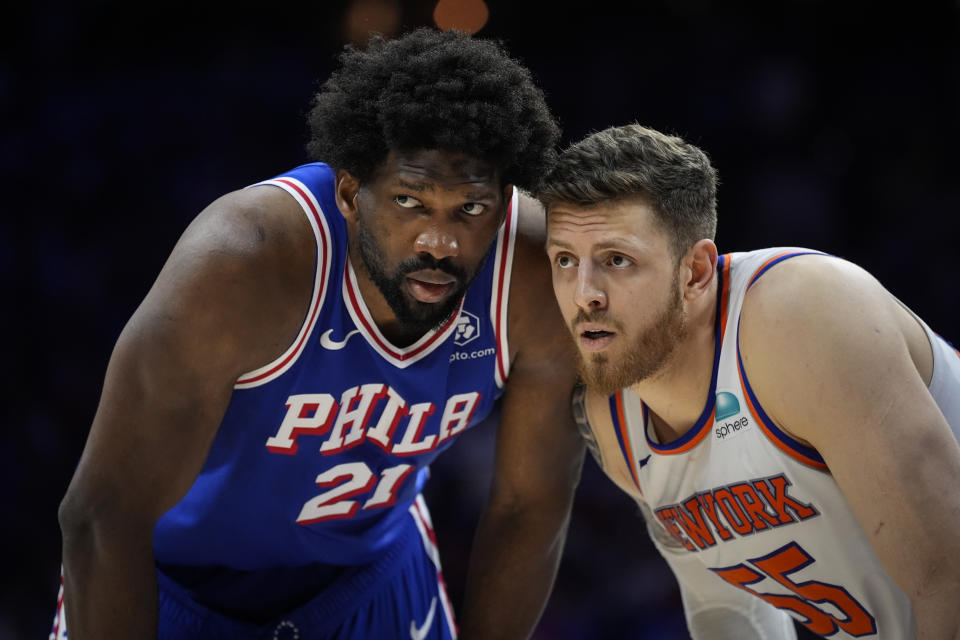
630, 276, 720, 444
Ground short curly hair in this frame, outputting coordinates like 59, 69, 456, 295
538, 124, 718, 260
306, 28, 559, 192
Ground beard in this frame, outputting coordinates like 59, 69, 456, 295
355, 215, 482, 336
576, 272, 687, 396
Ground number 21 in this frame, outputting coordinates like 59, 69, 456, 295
296, 462, 415, 524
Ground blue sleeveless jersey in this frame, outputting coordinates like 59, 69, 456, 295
153, 163, 516, 569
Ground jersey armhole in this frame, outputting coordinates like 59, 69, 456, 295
234, 178, 333, 389
736, 251, 830, 470
490, 189, 519, 389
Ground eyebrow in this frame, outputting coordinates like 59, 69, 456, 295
396, 178, 430, 192
546, 238, 638, 252
545, 237, 574, 250
394, 178, 497, 201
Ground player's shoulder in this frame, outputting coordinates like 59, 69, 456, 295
127, 179, 319, 375
508, 190, 562, 314
514, 189, 547, 242
147, 181, 318, 340
738, 249, 904, 390
741, 250, 887, 325
508, 190, 550, 283
188, 162, 335, 255
502, 189, 577, 367
180, 182, 317, 271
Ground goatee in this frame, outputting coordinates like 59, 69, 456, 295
577, 274, 687, 396
356, 215, 479, 336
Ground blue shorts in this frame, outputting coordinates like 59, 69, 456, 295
51, 496, 457, 640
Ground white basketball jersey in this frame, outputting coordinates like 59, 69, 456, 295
607, 248, 960, 639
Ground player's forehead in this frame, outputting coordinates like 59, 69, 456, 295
371, 149, 502, 195
546, 197, 667, 251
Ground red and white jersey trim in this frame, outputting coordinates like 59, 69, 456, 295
234, 177, 333, 389
410, 494, 458, 638
490, 189, 518, 388
49, 568, 66, 640
343, 259, 463, 368
234, 180, 516, 379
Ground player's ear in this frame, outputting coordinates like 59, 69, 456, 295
682, 239, 718, 302
335, 170, 361, 222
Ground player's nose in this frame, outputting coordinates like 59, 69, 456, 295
414, 224, 459, 261
573, 264, 607, 310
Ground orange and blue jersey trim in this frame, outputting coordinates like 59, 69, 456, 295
608, 254, 733, 467
718, 253, 732, 343
746, 250, 827, 291
736, 341, 828, 470
738, 250, 829, 470
644, 253, 731, 455
609, 391, 642, 492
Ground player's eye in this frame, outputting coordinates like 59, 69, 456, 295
395, 195, 422, 208
608, 254, 631, 268
461, 202, 485, 216
556, 254, 575, 268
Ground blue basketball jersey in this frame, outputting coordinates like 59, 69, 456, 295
153, 162, 517, 569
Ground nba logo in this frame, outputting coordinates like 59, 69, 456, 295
454, 311, 480, 346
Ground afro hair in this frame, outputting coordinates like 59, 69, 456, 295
306, 28, 559, 192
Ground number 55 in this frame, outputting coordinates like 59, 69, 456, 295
711, 541, 877, 637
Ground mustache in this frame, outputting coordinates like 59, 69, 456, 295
396, 255, 468, 282
573, 308, 623, 331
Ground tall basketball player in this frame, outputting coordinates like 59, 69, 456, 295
54, 28, 584, 640
541, 123, 960, 639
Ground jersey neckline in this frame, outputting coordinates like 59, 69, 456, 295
612, 253, 733, 459
342, 257, 464, 369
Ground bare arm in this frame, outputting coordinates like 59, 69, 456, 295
739, 256, 960, 640
458, 192, 585, 639
57, 186, 314, 639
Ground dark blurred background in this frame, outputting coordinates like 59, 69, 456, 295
3, 0, 958, 638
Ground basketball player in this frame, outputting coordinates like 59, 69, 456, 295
540, 123, 960, 638
53, 28, 584, 640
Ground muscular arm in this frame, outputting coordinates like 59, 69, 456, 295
740, 256, 960, 640
57, 186, 314, 640
458, 192, 585, 639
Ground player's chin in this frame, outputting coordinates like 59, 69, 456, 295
402, 296, 462, 331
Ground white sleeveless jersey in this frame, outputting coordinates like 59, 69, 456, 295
606, 248, 960, 639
